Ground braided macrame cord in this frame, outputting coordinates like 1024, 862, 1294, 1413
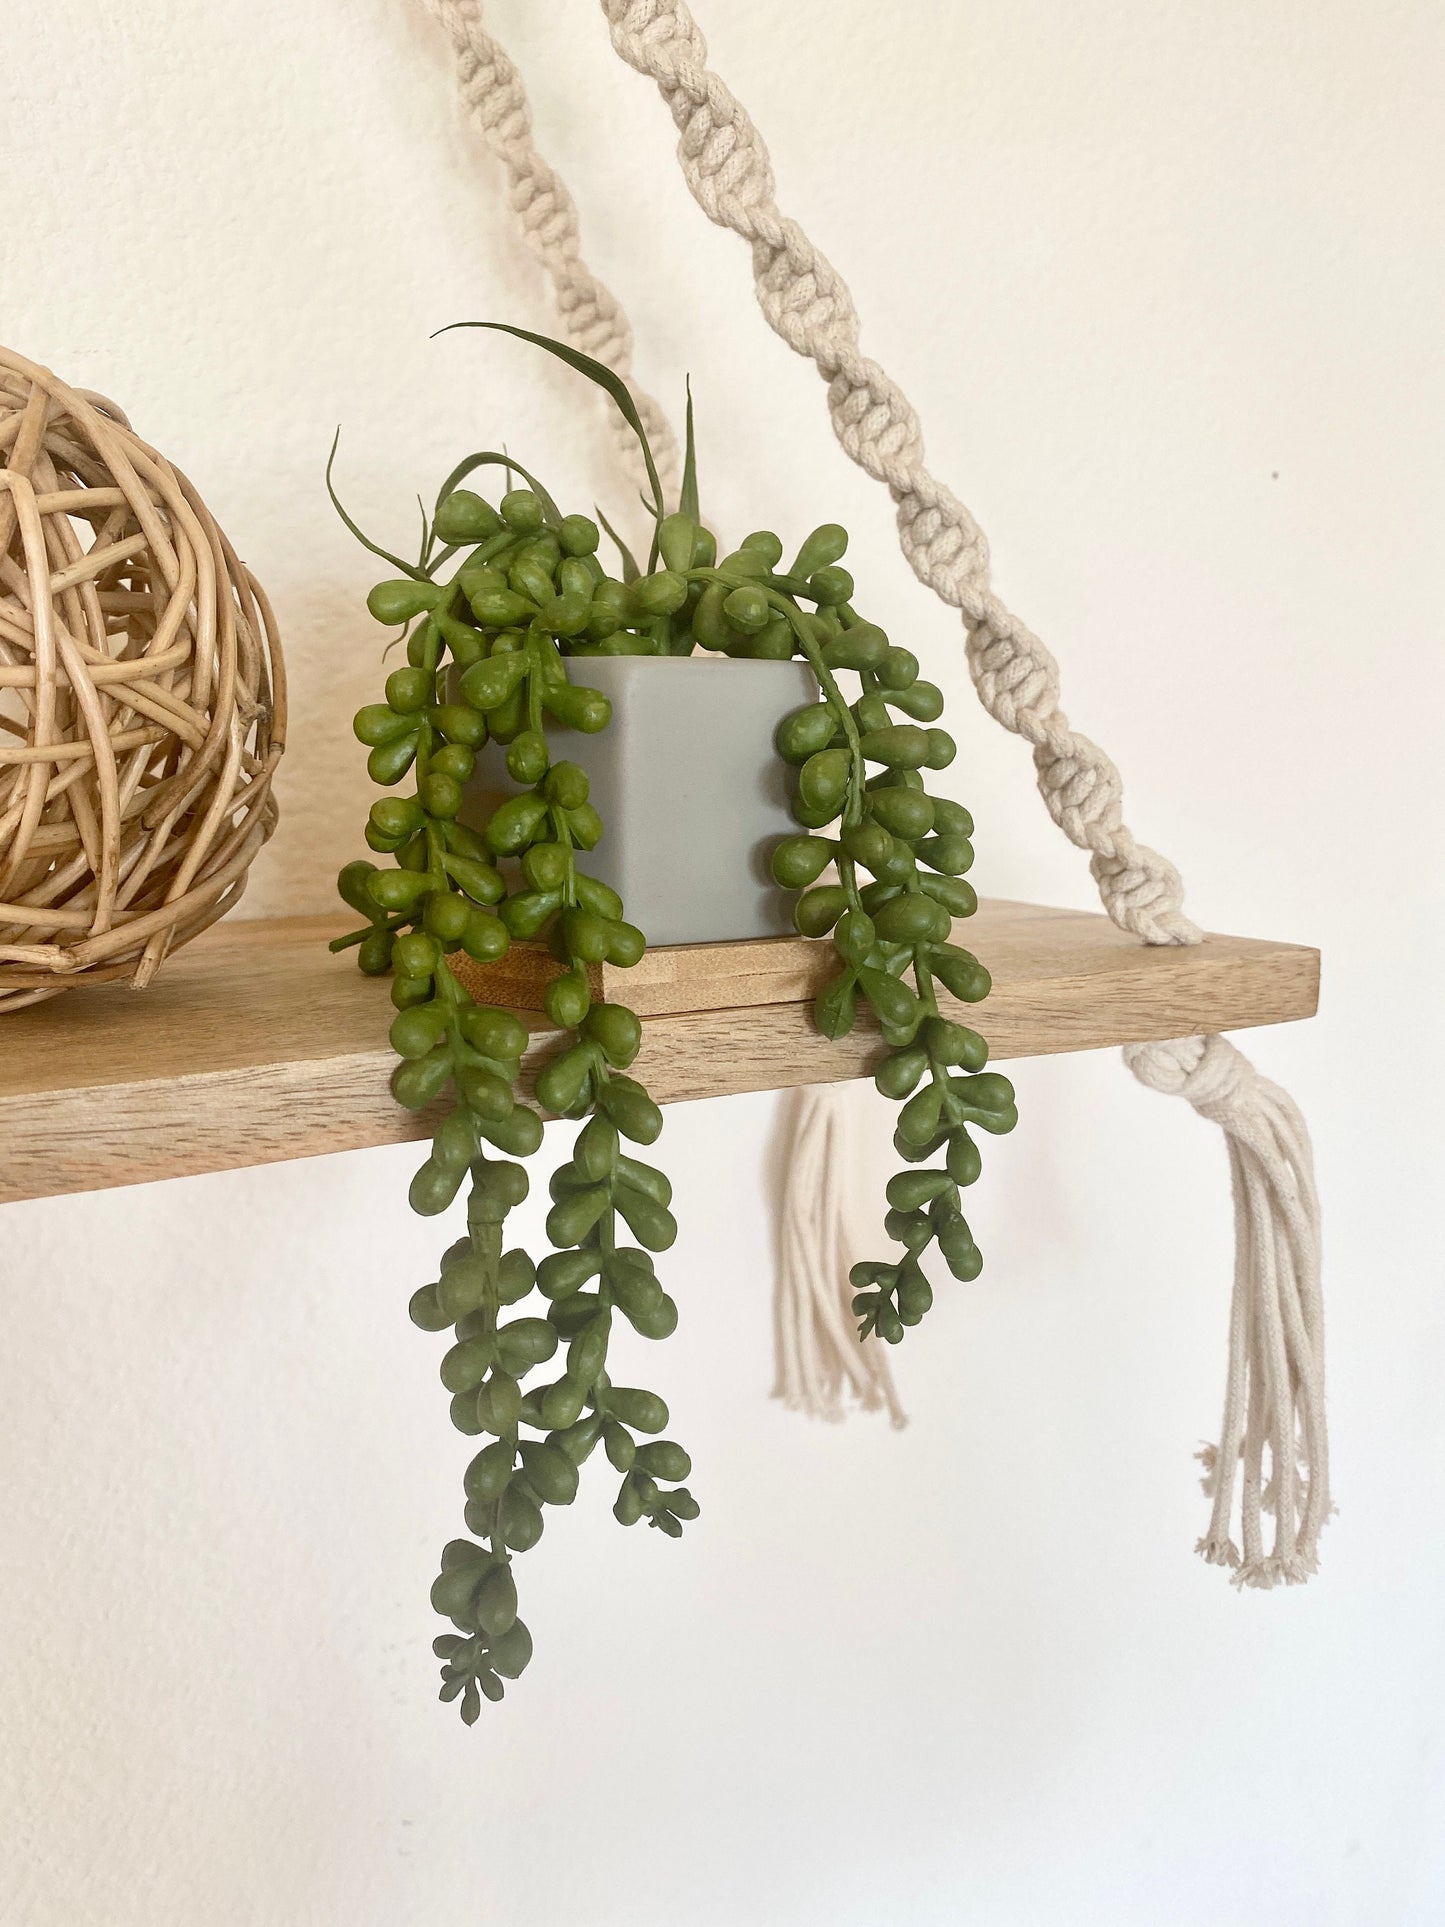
416, 0, 678, 499
415, 0, 1328, 1585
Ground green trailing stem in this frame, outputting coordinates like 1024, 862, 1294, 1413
335, 325, 1014, 1720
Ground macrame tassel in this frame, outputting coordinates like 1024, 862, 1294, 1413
774, 1086, 906, 1428
1124, 1035, 1329, 1584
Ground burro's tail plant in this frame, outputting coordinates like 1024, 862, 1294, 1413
333, 324, 1016, 1719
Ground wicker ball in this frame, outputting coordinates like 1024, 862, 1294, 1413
0, 347, 285, 1011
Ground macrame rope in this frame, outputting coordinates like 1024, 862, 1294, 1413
599, 0, 1328, 1584
1124, 1036, 1328, 1579
775, 1085, 906, 1428
412, 0, 1329, 1583
412, 0, 904, 1425
416, 0, 679, 498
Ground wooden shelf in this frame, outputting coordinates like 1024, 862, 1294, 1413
0, 902, 1318, 1204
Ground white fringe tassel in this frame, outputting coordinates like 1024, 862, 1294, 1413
773, 1086, 906, 1428
1124, 1035, 1330, 1584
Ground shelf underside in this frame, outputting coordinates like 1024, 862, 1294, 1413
0, 901, 1318, 1204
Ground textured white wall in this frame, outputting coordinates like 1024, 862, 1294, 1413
2, 2, 1442, 1922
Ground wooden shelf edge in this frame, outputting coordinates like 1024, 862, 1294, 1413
0, 902, 1318, 1204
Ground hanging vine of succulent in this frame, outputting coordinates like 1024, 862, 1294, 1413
333, 324, 1015, 1719
761, 555, 1019, 1340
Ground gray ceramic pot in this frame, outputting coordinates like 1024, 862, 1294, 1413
462, 655, 816, 945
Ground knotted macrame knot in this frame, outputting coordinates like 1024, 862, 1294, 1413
1124, 1034, 1253, 1121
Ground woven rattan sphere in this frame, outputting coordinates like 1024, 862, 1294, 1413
0, 348, 285, 1011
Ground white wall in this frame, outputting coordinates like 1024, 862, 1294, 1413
2, 2, 1441, 1921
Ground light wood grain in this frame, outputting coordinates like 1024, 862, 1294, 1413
0, 902, 1318, 1203
454, 924, 905, 1017
451, 932, 841, 1014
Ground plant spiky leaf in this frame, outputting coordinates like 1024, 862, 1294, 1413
436, 321, 665, 528
596, 504, 640, 582
679, 376, 699, 524
325, 429, 424, 580
433, 450, 563, 531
